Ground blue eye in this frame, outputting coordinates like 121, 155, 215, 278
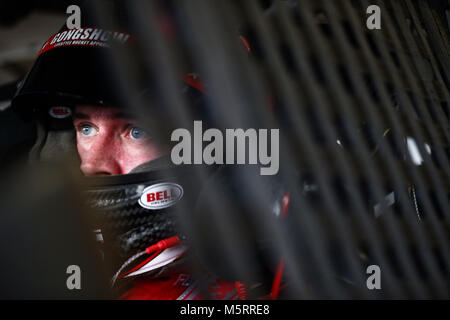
130, 127, 146, 139
81, 124, 97, 136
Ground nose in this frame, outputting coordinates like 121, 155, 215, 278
80, 134, 123, 176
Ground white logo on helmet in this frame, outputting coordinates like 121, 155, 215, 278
49, 106, 72, 119
139, 182, 183, 210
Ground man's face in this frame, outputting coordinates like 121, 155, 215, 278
73, 105, 166, 176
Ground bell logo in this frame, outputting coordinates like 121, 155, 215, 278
49, 106, 72, 119
146, 189, 176, 202
139, 182, 183, 210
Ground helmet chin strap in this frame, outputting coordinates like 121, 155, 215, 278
111, 235, 185, 287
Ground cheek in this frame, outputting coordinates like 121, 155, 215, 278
76, 137, 91, 161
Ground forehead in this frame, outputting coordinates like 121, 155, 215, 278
73, 105, 135, 120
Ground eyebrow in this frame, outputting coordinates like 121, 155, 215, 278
73, 112, 89, 119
